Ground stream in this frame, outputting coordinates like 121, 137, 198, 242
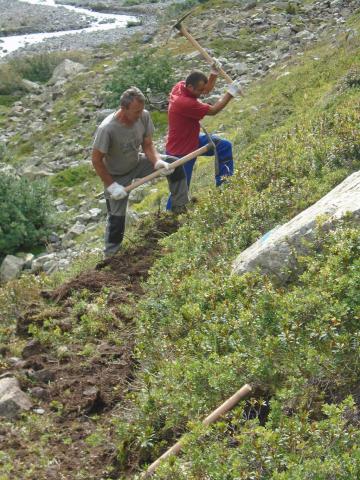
0, 0, 137, 58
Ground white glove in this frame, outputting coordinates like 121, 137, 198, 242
107, 182, 127, 200
227, 80, 243, 98
210, 58, 222, 75
154, 159, 175, 176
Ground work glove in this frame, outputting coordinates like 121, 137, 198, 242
227, 80, 243, 98
154, 159, 175, 176
210, 58, 222, 75
107, 182, 127, 200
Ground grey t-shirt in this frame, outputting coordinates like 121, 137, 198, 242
93, 110, 154, 175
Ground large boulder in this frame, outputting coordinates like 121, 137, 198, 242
48, 59, 85, 85
0, 377, 32, 419
0, 255, 25, 282
21, 79, 43, 94
232, 171, 360, 282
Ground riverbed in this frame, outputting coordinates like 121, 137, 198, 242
0, 0, 156, 59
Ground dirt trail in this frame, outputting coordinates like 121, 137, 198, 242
1, 215, 179, 480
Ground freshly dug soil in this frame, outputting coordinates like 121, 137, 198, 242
1, 214, 179, 480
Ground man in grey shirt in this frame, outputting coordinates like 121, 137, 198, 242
92, 87, 188, 257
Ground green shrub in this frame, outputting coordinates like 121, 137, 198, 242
105, 49, 176, 108
11, 51, 87, 84
0, 95, 21, 107
286, 3, 297, 15
0, 174, 54, 259
0, 51, 86, 97
0, 64, 23, 95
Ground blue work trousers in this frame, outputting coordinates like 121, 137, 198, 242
166, 134, 233, 210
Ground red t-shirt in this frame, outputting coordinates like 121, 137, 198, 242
166, 81, 211, 156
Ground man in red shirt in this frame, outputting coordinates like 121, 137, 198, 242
165, 69, 241, 210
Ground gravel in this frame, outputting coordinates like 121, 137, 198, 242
0, 0, 162, 59
0, 0, 94, 36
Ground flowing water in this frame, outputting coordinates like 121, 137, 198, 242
0, 0, 137, 57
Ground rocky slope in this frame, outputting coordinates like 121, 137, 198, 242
0, 0, 358, 280
0, 1, 359, 479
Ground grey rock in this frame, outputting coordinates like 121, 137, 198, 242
75, 213, 92, 224
269, 13, 288, 25
89, 208, 103, 221
185, 51, 203, 61
42, 260, 59, 274
126, 210, 140, 227
96, 108, 114, 122
21, 79, 43, 93
32, 369, 56, 384
232, 171, 360, 282
66, 221, 86, 238
128, 184, 149, 204
21, 253, 35, 269
0, 377, 32, 419
0, 162, 16, 175
31, 253, 56, 272
243, 1, 257, 10
21, 164, 53, 179
0, 255, 25, 282
277, 26, 293, 39
272, 1, 290, 7
22, 339, 43, 359
232, 62, 248, 75
29, 387, 49, 401
48, 59, 85, 85
142, 34, 153, 44
295, 30, 316, 41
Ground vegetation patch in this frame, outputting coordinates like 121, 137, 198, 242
50, 164, 96, 189
0, 2, 359, 479
0, 174, 54, 259
105, 49, 176, 108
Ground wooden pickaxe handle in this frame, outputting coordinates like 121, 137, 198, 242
142, 384, 252, 478
179, 24, 234, 85
95, 144, 211, 199
124, 144, 210, 193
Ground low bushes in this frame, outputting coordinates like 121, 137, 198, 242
0, 51, 86, 96
107, 39, 360, 476
0, 174, 54, 259
105, 50, 176, 108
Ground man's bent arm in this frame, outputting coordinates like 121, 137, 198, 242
92, 148, 113, 187
203, 73, 218, 94
142, 136, 161, 166
206, 92, 233, 116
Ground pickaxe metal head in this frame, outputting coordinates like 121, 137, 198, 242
172, 10, 193, 32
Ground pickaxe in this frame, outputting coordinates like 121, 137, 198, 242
172, 11, 244, 96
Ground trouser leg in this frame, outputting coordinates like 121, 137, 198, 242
165, 157, 190, 211
104, 197, 128, 257
103, 159, 153, 257
198, 134, 234, 186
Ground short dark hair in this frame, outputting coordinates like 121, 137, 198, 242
185, 71, 208, 88
120, 87, 145, 108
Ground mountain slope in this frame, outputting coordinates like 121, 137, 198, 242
0, 1, 359, 479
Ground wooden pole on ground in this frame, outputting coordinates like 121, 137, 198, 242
142, 383, 252, 478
